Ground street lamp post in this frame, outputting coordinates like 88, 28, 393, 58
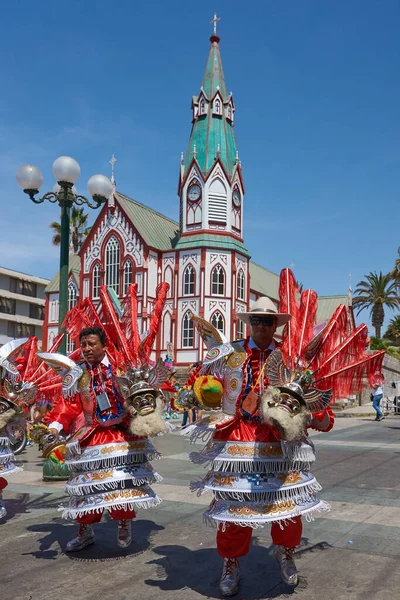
16, 156, 113, 354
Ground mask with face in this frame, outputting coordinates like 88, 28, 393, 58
260, 349, 332, 441
115, 359, 170, 437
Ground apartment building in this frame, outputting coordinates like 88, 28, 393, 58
0, 266, 50, 347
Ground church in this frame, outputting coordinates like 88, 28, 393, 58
42, 23, 353, 365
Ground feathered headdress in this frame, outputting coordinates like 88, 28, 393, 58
269, 268, 385, 412
50, 284, 171, 399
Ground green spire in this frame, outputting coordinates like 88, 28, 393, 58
183, 33, 238, 180
201, 34, 228, 99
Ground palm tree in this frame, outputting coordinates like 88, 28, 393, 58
384, 315, 400, 345
50, 207, 91, 253
370, 336, 400, 360
390, 247, 400, 288
353, 271, 400, 338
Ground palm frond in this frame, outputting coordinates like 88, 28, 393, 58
353, 271, 400, 338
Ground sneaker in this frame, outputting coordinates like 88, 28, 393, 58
219, 558, 240, 597
378, 416, 385, 421
65, 524, 95, 552
275, 545, 298, 587
117, 519, 132, 549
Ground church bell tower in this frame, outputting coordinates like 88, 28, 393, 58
178, 16, 245, 244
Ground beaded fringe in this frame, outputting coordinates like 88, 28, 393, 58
190, 452, 313, 474
60, 496, 162, 520
66, 473, 163, 496
0, 464, 23, 475
65, 451, 161, 472
203, 500, 331, 531
190, 441, 315, 466
66, 439, 82, 457
187, 426, 215, 445
190, 479, 322, 503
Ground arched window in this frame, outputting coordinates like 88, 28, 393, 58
182, 311, 194, 347
214, 99, 220, 114
163, 311, 172, 348
164, 266, 173, 297
237, 319, 244, 340
68, 284, 77, 310
201, 98, 205, 113
211, 264, 225, 296
237, 269, 245, 301
211, 311, 224, 334
183, 265, 195, 295
105, 236, 120, 295
92, 264, 101, 299
123, 260, 133, 295
66, 335, 75, 355
48, 331, 55, 349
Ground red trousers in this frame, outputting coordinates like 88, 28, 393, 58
77, 507, 136, 524
216, 517, 302, 558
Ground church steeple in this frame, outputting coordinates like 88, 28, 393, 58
178, 17, 245, 242
181, 24, 238, 181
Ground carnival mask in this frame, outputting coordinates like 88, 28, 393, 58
129, 389, 158, 416
114, 376, 159, 417
268, 391, 302, 417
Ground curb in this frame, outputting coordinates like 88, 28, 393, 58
333, 412, 400, 419
333, 413, 376, 418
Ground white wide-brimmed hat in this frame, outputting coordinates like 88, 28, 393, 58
238, 297, 292, 327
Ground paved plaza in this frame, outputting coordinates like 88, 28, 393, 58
2, 416, 400, 600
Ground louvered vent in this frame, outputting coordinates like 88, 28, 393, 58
208, 178, 227, 224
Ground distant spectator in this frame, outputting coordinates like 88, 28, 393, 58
371, 380, 384, 421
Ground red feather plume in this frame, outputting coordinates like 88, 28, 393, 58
99, 286, 133, 367
297, 290, 318, 357
120, 284, 140, 363
139, 282, 169, 363
279, 269, 300, 369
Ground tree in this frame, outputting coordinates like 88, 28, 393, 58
390, 247, 400, 287
50, 207, 91, 253
384, 315, 400, 345
353, 272, 400, 339
370, 336, 400, 360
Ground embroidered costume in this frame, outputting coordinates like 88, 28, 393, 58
38, 283, 170, 551
181, 268, 385, 594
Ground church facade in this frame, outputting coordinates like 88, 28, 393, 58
43, 27, 353, 365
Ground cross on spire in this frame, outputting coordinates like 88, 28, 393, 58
109, 153, 117, 184
210, 13, 220, 36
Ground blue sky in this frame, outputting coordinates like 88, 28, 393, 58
0, 0, 399, 331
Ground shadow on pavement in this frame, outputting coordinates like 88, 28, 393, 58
23, 518, 164, 562
2, 492, 62, 520
144, 540, 312, 599
143, 534, 333, 598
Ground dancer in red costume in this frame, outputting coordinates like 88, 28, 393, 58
181, 268, 385, 595
39, 284, 170, 552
